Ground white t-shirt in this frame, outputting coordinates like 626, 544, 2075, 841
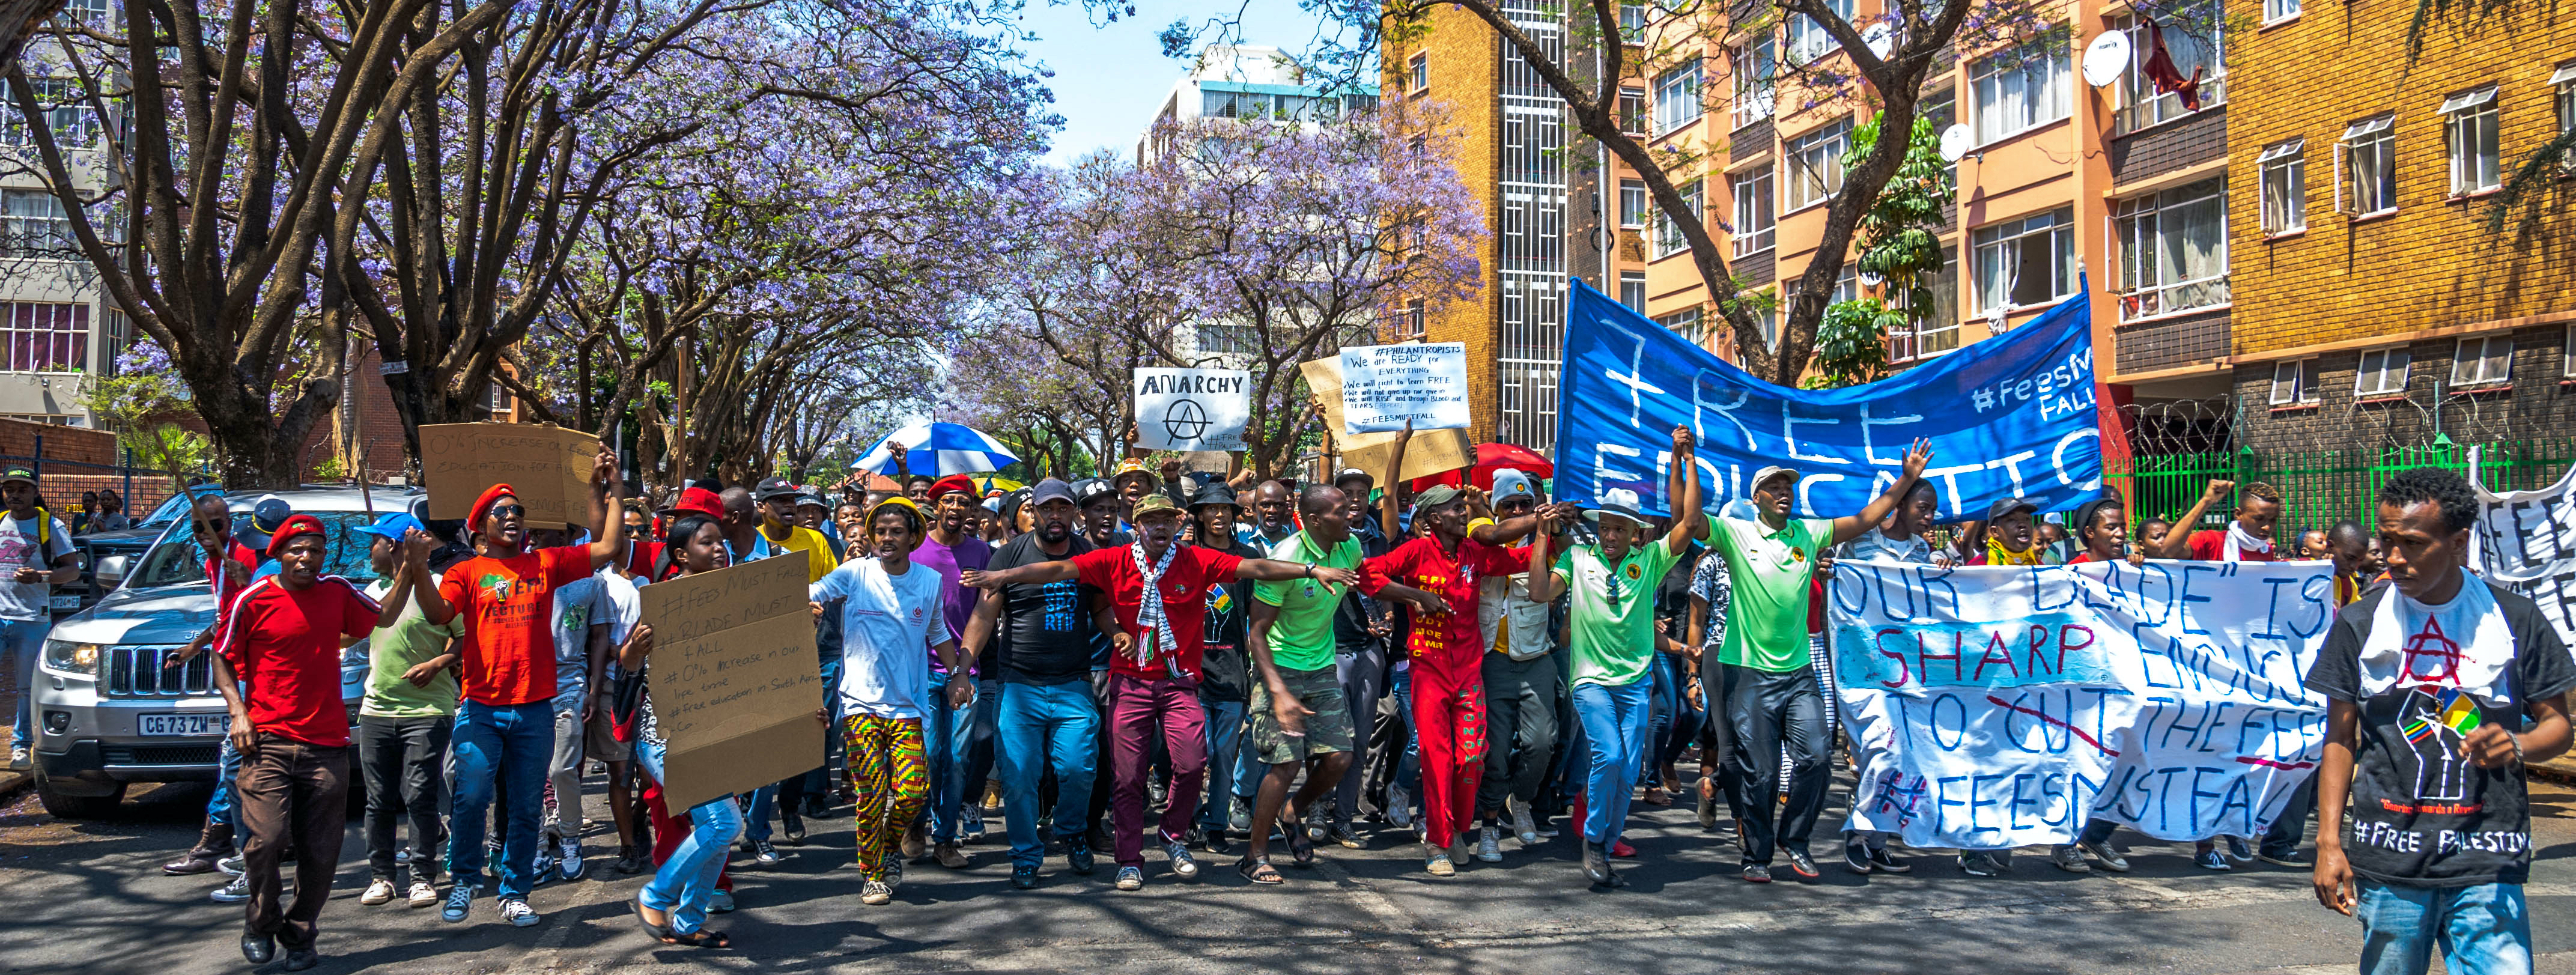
548, 576, 607, 698
813, 557, 946, 719
0, 512, 74, 622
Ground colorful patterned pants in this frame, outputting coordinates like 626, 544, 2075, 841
842, 713, 928, 882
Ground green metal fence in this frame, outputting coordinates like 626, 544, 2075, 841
2107, 437, 2576, 537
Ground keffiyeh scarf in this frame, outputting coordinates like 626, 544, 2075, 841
1131, 540, 1180, 663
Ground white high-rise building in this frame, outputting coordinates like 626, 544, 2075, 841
1134, 43, 1379, 167
1, 2, 124, 427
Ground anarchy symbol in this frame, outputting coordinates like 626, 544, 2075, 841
1162, 398, 1211, 443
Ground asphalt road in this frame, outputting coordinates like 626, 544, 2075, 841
2, 773, 2572, 975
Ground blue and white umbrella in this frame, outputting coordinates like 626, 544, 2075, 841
850, 422, 1021, 476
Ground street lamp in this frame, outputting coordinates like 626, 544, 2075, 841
0, 0, 66, 76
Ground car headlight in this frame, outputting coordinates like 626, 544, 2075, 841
43, 639, 102, 676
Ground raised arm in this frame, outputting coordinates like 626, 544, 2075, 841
1235, 557, 1360, 589
2150, 479, 2232, 559
1663, 425, 1704, 555
964, 559, 1079, 590
1830, 439, 1932, 547
1378, 419, 1412, 542
1523, 507, 1566, 604
407, 529, 457, 626
959, 586, 1004, 667
1467, 508, 1546, 548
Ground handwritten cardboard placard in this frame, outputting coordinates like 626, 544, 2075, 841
1299, 354, 1471, 482
1831, 559, 2331, 848
2468, 448, 2576, 663
1338, 342, 1469, 435
1133, 367, 1250, 452
421, 424, 600, 527
637, 554, 824, 810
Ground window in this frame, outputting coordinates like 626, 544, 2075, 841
1787, 0, 1854, 64
1909, 252, 1962, 358
1922, 89, 1959, 189
1830, 263, 1859, 306
0, 78, 92, 150
1730, 38, 1776, 130
1621, 2, 1648, 41
1203, 90, 1242, 118
2115, 177, 2230, 318
2441, 85, 2500, 196
2565, 325, 2576, 378
1653, 180, 1702, 258
1971, 41, 2072, 144
1620, 272, 1647, 311
1620, 178, 1648, 228
1972, 207, 2076, 312
2354, 347, 2410, 397
56, 0, 108, 25
1410, 52, 1429, 92
2265, 0, 2301, 20
2259, 139, 2306, 233
2453, 335, 2513, 388
2557, 62, 2576, 167
1, 189, 73, 258
2119, 4, 2225, 131
1197, 323, 1261, 356
1655, 309, 1704, 343
0, 303, 90, 372
1654, 61, 1703, 135
1403, 299, 1427, 339
1731, 165, 1775, 256
2338, 114, 2396, 216
2269, 359, 2322, 405
1619, 88, 1647, 136
1782, 120, 1849, 211
1339, 93, 1381, 116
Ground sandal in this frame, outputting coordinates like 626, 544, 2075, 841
1286, 822, 1317, 868
631, 899, 669, 941
1236, 855, 1284, 885
661, 929, 731, 949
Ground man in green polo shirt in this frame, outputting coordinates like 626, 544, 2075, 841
1710, 439, 1933, 884
1238, 484, 1438, 884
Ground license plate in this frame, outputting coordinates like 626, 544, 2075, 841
49, 594, 80, 611
139, 713, 229, 736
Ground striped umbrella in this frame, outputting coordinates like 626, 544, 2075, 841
849, 422, 1021, 476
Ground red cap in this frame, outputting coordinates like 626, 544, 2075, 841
674, 487, 724, 520
267, 513, 327, 558
928, 475, 976, 500
467, 484, 515, 531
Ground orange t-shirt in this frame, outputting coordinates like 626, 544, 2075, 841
438, 546, 591, 706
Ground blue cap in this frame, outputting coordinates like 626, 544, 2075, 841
351, 512, 425, 542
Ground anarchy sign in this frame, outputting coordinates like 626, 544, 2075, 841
1133, 367, 1250, 452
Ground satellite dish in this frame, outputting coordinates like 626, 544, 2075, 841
2082, 31, 2131, 88
1861, 23, 1895, 58
1937, 123, 1972, 162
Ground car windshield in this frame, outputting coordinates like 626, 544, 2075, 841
138, 488, 222, 529
124, 512, 384, 590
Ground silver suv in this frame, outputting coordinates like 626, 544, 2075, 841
28, 487, 421, 818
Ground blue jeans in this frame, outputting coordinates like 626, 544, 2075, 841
1643, 655, 1676, 786
800, 657, 847, 798
636, 738, 741, 937
997, 681, 1097, 869
2356, 880, 2531, 975
1573, 679, 1653, 847
448, 700, 554, 900
955, 678, 1000, 813
208, 733, 243, 831
7, 618, 51, 751
923, 690, 961, 843
1196, 697, 1247, 831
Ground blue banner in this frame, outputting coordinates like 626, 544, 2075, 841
1553, 279, 2103, 521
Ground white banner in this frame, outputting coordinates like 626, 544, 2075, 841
1339, 342, 1469, 434
1831, 560, 2331, 849
2468, 448, 2576, 656
1132, 367, 1250, 452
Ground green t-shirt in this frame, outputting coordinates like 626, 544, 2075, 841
1552, 539, 1681, 688
1251, 530, 1361, 672
359, 577, 466, 718
1707, 515, 1833, 673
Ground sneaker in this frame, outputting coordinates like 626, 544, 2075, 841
8, 744, 26, 768
782, 808, 806, 845
1201, 830, 1232, 857
1865, 846, 1912, 874
750, 837, 784, 867
613, 848, 648, 875
2224, 836, 2253, 862
2062, 840, 2122, 872
1164, 836, 1199, 879
1845, 840, 1874, 874
2050, 845, 2093, 874
279, 944, 318, 971
1535, 819, 1560, 839
210, 874, 252, 903
901, 822, 928, 863
361, 878, 397, 905
1784, 848, 1820, 879
1067, 841, 1097, 875
1424, 849, 1456, 877
861, 879, 893, 905
395, 847, 412, 864
441, 882, 475, 922
1114, 866, 1144, 890
1509, 805, 1539, 846
406, 881, 439, 908
1609, 839, 1637, 858
1010, 865, 1040, 890
499, 898, 539, 928
217, 854, 246, 876
1328, 824, 1365, 849
709, 889, 735, 913
1385, 782, 1413, 828
1582, 843, 1612, 885
963, 806, 986, 842
1958, 851, 2007, 878
934, 842, 972, 870
2256, 849, 2311, 869
1740, 862, 1772, 884
1696, 788, 1719, 831
1475, 826, 1504, 863
1229, 800, 1252, 834
557, 837, 585, 880
2194, 848, 2232, 871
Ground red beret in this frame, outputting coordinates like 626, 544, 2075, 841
468, 483, 515, 531
928, 475, 976, 500
674, 487, 724, 520
267, 514, 327, 558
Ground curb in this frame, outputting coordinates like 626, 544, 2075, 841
0, 768, 28, 804
2534, 757, 2576, 788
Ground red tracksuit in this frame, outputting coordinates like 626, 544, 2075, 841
1367, 536, 1528, 849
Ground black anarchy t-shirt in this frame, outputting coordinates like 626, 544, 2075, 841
1195, 539, 1263, 703
991, 532, 1100, 687
2304, 582, 2575, 886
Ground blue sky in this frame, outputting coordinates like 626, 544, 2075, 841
1012, 1, 1344, 164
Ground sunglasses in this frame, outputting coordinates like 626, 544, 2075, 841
488, 504, 528, 521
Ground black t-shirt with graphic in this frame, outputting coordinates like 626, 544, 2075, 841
2304, 582, 2576, 887
1195, 539, 1265, 703
991, 532, 1099, 686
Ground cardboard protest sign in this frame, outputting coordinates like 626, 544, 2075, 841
636, 554, 825, 810
1339, 342, 1469, 435
1831, 559, 2331, 848
1299, 354, 1471, 482
1133, 368, 1251, 452
421, 424, 601, 527
2468, 448, 2576, 663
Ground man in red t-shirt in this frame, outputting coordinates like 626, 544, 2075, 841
1367, 424, 1530, 875
413, 448, 627, 926
2148, 478, 2286, 562
964, 493, 1359, 890
161, 494, 267, 878
211, 515, 422, 968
